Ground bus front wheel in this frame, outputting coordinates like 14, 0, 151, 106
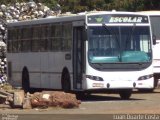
61, 68, 71, 92
22, 67, 30, 93
119, 89, 132, 100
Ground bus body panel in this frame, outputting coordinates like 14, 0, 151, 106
48, 52, 72, 89
7, 52, 73, 89
84, 66, 154, 90
7, 11, 154, 95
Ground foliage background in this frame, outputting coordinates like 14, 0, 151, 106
0, 0, 160, 13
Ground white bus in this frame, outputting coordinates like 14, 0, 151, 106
7, 11, 154, 99
139, 11, 160, 89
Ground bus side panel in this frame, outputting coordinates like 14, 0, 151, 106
7, 53, 21, 87
40, 52, 50, 88
20, 53, 41, 88
48, 52, 72, 89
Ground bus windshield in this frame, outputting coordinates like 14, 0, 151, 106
88, 26, 151, 63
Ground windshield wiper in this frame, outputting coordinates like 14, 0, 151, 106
102, 23, 121, 61
125, 23, 136, 50
102, 23, 120, 48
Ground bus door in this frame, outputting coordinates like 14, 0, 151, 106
73, 21, 85, 90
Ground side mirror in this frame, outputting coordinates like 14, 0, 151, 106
153, 35, 156, 45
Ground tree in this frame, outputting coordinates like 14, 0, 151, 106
0, 0, 160, 13
38, 0, 57, 9
143, 0, 160, 10
59, 0, 87, 13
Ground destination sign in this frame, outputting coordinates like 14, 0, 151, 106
109, 16, 142, 23
87, 14, 149, 24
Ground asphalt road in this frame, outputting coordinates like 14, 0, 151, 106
1, 89, 160, 120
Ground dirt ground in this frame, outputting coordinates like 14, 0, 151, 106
0, 89, 160, 114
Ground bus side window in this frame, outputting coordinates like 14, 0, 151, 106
41, 25, 48, 51
12, 29, 18, 53
62, 23, 72, 51
32, 26, 41, 52
50, 24, 62, 51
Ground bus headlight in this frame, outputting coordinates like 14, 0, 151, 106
86, 75, 104, 81
138, 74, 153, 80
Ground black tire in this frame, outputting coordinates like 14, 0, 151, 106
61, 69, 71, 92
75, 92, 91, 99
154, 73, 160, 88
22, 67, 30, 93
154, 78, 158, 88
119, 89, 132, 100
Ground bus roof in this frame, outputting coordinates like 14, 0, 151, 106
7, 11, 149, 27
7, 14, 85, 27
139, 11, 160, 16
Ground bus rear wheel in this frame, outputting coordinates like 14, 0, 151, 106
119, 89, 132, 100
22, 67, 30, 93
61, 69, 71, 92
